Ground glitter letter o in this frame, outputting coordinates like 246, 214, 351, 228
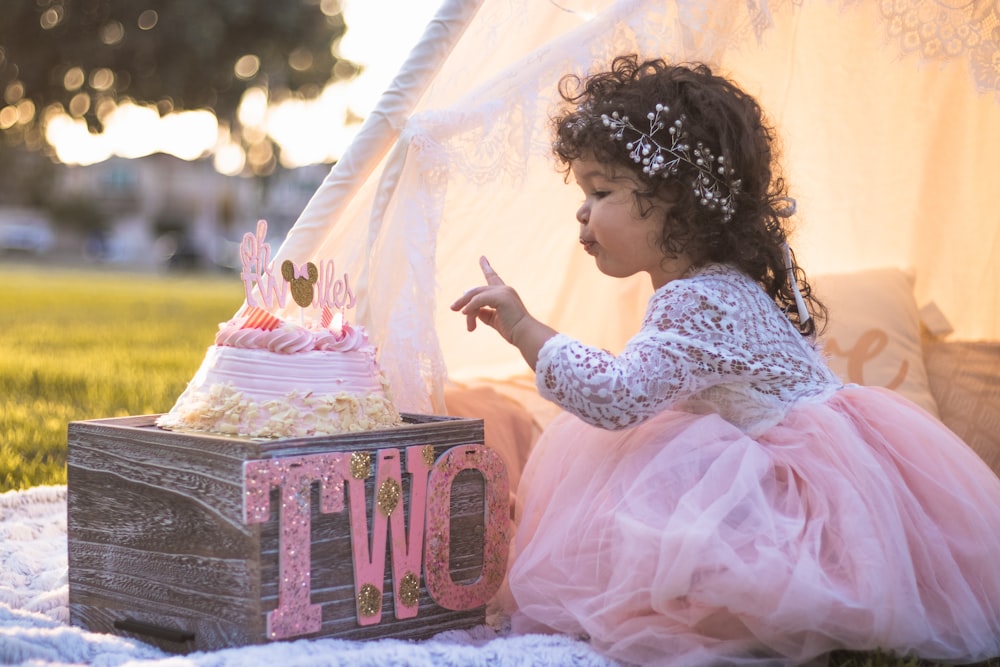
424, 445, 510, 610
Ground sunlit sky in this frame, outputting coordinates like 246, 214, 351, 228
42, 0, 442, 175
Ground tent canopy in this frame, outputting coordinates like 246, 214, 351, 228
272, 0, 999, 414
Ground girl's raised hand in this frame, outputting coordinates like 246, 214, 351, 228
450, 257, 557, 370
451, 257, 527, 343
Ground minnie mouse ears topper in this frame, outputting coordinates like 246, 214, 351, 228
238, 219, 355, 325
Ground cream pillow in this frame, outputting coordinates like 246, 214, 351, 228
812, 268, 940, 416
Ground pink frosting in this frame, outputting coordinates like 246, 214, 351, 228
315, 322, 367, 351
214, 315, 370, 354
263, 325, 315, 354
216, 327, 269, 349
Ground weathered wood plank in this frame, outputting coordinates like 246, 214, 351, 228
70, 542, 257, 593
68, 468, 253, 555
72, 603, 258, 653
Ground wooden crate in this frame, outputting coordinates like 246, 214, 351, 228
67, 413, 510, 653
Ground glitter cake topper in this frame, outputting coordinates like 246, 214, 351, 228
239, 219, 355, 316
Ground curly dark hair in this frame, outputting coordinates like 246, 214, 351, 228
553, 55, 824, 336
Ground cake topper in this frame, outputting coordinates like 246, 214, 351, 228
239, 220, 355, 319
282, 261, 319, 308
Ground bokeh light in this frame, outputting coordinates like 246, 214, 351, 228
41, 0, 441, 172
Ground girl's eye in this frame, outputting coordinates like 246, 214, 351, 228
592, 191, 609, 199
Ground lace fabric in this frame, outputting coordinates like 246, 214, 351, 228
877, 0, 1000, 93
535, 264, 841, 434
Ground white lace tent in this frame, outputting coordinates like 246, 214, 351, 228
271, 0, 1000, 416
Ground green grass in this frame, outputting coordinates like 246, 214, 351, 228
0, 264, 243, 491
1, 264, 997, 667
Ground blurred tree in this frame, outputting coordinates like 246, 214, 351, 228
0, 0, 356, 172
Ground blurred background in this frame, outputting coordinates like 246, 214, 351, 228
0, 0, 444, 490
0, 0, 439, 271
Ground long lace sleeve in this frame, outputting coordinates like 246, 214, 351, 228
534, 265, 840, 432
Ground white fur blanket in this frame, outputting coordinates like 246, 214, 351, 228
0, 485, 616, 666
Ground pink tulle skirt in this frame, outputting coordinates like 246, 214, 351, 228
507, 387, 1000, 666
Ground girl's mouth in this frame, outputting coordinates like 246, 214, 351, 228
580, 239, 597, 255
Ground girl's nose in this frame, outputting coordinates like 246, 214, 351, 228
576, 202, 589, 224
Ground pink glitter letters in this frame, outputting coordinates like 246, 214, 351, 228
424, 445, 511, 610
346, 446, 431, 624
242, 443, 510, 639
243, 453, 347, 640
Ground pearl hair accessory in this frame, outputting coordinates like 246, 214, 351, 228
600, 104, 740, 222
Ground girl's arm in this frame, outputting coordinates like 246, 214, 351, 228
450, 257, 557, 370
535, 278, 752, 430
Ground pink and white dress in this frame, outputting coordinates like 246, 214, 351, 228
508, 263, 1000, 666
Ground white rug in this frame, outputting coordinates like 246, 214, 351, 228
0, 485, 617, 666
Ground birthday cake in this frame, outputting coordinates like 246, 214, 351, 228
155, 221, 401, 439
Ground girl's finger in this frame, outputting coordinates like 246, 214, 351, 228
480, 256, 505, 286
451, 287, 479, 310
465, 301, 491, 331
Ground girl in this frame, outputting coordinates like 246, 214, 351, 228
451, 56, 1000, 666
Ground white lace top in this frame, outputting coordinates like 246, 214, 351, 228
535, 263, 842, 435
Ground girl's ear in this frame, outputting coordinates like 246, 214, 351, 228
631, 187, 669, 220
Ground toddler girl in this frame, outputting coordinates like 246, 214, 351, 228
451, 55, 1000, 666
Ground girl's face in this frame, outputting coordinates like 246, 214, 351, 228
571, 156, 692, 289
